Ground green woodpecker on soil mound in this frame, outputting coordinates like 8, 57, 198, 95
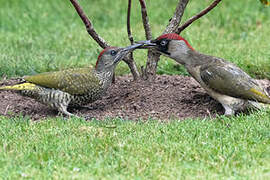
137, 33, 270, 115
0, 44, 141, 117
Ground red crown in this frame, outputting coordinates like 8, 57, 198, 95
157, 33, 194, 50
96, 47, 116, 68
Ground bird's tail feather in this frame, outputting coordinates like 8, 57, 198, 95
246, 101, 270, 112
0, 83, 37, 91
249, 88, 270, 104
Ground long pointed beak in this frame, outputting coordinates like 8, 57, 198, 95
135, 40, 157, 47
122, 43, 144, 51
114, 43, 144, 63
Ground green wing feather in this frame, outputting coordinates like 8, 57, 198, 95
24, 68, 100, 95
200, 60, 270, 104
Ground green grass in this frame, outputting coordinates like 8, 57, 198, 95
0, 110, 270, 179
0, 0, 270, 179
0, 0, 269, 78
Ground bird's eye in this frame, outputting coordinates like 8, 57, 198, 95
110, 50, 117, 56
160, 40, 167, 46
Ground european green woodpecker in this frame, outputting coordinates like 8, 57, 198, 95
138, 33, 270, 115
0, 44, 141, 117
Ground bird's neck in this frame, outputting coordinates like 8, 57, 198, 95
95, 69, 114, 89
173, 50, 214, 67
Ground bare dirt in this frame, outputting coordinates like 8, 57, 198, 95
0, 75, 269, 121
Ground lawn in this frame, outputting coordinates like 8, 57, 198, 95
0, 0, 270, 179
0, 113, 270, 179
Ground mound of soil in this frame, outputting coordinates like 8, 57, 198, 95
0, 75, 269, 121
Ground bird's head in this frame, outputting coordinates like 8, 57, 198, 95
137, 33, 195, 65
95, 44, 142, 72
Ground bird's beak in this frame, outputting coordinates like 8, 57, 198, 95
135, 40, 157, 49
122, 43, 145, 52
114, 43, 144, 63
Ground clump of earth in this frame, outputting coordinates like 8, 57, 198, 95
0, 75, 269, 121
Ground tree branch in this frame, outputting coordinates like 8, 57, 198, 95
125, 0, 140, 80
70, 0, 140, 80
127, 0, 134, 45
69, 0, 109, 48
138, 0, 152, 40
163, 0, 190, 34
142, 0, 189, 81
176, 0, 222, 34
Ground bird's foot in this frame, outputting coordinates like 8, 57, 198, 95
222, 104, 235, 116
58, 112, 95, 121
57, 113, 81, 120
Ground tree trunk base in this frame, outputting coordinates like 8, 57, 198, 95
142, 50, 161, 81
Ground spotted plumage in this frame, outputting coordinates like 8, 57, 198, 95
0, 44, 142, 117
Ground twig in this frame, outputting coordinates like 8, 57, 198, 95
124, 0, 140, 80
138, 0, 152, 40
123, 55, 140, 80
4, 105, 10, 115
137, 0, 162, 80
176, 0, 222, 34
127, 0, 134, 45
206, 109, 212, 119
163, 0, 190, 34
126, 0, 135, 76
138, 0, 156, 80
70, 0, 140, 80
142, 0, 189, 80
69, 0, 109, 48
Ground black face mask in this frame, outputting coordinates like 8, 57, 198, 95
152, 39, 171, 55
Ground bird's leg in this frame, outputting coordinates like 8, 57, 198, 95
67, 106, 96, 120
222, 104, 235, 116
57, 104, 79, 118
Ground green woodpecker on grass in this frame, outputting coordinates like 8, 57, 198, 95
0, 44, 141, 117
138, 33, 270, 115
